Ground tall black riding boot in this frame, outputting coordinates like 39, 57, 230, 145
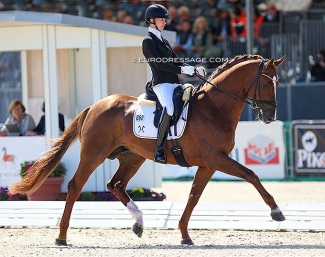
154, 109, 171, 164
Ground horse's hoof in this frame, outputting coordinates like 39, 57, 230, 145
55, 238, 67, 246
181, 238, 194, 245
132, 223, 143, 238
271, 209, 286, 221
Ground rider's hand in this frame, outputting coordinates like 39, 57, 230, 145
195, 66, 207, 77
181, 66, 195, 76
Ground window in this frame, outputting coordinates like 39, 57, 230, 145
0, 52, 22, 123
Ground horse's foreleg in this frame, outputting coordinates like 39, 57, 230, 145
178, 166, 215, 245
56, 158, 102, 246
216, 153, 285, 221
107, 152, 145, 238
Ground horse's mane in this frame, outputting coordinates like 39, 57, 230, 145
209, 54, 264, 80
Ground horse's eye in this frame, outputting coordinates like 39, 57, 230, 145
263, 83, 269, 88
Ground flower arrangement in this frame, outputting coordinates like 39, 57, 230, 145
0, 187, 27, 201
0, 187, 9, 201
20, 160, 67, 178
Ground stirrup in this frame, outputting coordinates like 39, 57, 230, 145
154, 149, 167, 164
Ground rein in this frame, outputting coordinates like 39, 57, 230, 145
194, 60, 277, 110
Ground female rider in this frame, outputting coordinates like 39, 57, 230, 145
142, 4, 206, 164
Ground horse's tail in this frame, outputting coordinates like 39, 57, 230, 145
9, 107, 91, 195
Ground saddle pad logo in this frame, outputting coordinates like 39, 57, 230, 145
133, 104, 188, 139
244, 134, 279, 164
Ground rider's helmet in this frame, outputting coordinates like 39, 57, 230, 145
145, 4, 170, 24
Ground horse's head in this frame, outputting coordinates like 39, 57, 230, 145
248, 56, 285, 124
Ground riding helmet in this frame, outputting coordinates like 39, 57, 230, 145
145, 4, 170, 23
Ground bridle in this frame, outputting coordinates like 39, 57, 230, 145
195, 59, 279, 110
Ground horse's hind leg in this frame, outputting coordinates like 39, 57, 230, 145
216, 153, 285, 221
178, 166, 215, 245
107, 151, 146, 238
56, 156, 104, 246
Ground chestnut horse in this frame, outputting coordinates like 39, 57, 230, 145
9, 54, 286, 246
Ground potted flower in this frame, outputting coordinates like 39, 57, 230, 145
20, 160, 67, 201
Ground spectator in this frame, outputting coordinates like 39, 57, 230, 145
0, 99, 35, 136
123, 0, 145, 22
254, 7, 264, 38
103, 8, 116, 22
262, 2, 280, 23
217, 0, 241, 10
200, 0, 218, 13
26, 101, 65, 136
164, 5, 178, 32
123, 16, 134, 25
230, 3, 247, 40
172, 20, 193, 57
175, 6, 191, 32
310, 49, 325, 82
116, 10, 127, 23
191, 16, 222, 66
212, 8, 231, 54
257, 2, 280, 58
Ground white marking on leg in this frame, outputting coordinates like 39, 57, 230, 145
271, 207, 281, 213
127, 200, 143, 226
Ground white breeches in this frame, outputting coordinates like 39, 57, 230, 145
153, 83, 179, 116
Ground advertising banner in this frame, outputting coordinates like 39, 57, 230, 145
293, 122, 325, 175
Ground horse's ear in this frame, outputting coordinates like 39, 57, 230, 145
264, 58, 274, 70
274, 56, 286, 68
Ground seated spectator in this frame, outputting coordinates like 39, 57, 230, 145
212, 8, 231, 53
217, 0, 241, 10
123, 0, 145, 22
175, 6, 191, 32
310, 49, 325, 82
257, 2, 280, 58
116, 10, 127, 23
191, 16, 222, 66
123, 16, 134, 25
165, 5, 178, 32
103, 8, 116, 22
200, 0, 218, 13
254, 7, 264, 38
230, 3, 247, 41
26, 101, 65, 136
172, 20, 193, 57
262, 2, 280, 23
0, 99, 35, 136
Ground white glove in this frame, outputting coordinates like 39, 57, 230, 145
195, 66, 207, 77
181, 66, 195, 76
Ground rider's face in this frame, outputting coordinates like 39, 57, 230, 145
153, 18, 167, 31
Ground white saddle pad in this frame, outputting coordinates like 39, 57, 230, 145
133, 103, 189, 140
